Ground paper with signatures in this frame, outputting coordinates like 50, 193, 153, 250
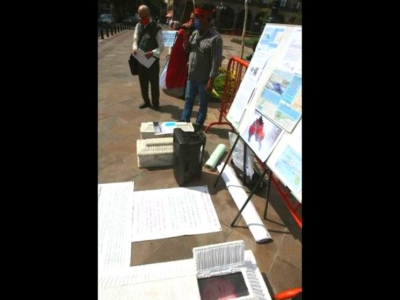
98, 181, 134, 272
131, 186, 222, 242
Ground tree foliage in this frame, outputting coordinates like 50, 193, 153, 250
100, 0, 165, 21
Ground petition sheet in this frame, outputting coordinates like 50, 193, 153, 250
98, 259, 200, 300
131, 186, 222, 242
98, 181, 134, 272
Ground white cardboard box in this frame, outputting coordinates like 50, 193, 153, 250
136, 137, 174, 168
140, 122, 194, 139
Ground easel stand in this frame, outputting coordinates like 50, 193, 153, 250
230, 167, 270, 227
254, 156, 302, 229
213, 133, 241, 189
213, 134, 272, 228
214, 133, 302, 231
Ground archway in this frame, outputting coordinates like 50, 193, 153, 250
217, 6, 234, 32
235, 10, 252, 35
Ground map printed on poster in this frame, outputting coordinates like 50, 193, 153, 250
267, 120, 302, 202
255, 27, 302, 133
256, 25, 286, 55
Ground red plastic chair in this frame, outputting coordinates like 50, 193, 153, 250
272, 287, 302, 300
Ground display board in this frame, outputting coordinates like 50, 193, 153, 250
266, 120, 302, 201
227, 24, 302, 137
227, 24, 302, 197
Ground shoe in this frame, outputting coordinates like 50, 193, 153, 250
139, 103, 151, 109
152, 105, 160, 111
193, 124, 203, 132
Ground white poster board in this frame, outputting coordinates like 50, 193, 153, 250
227, 24, 302, 136
266, 120, 302, 202
226, 24, 302, 200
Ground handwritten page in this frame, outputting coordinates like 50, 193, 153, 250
131, 186, 222, 242
133, 48, 156, 68
98, 249, 272, 300
98, 258, 201, 300
98, 181, 134, 272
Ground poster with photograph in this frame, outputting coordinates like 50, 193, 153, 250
254, 27, 302, 133
239, 110, 284, 163
228, 24, 301, 135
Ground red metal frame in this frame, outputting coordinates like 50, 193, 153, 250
271, 175, 302, 229
273, 287, 302, 300
205, 56, 249, 133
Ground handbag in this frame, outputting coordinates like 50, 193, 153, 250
128, 54, 139, 76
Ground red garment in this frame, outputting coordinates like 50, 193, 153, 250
165, 29, 188, 89
165, 19, 193, 89
249, 119, 265, 142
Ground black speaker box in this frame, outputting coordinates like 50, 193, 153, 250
173, 128, 206, 186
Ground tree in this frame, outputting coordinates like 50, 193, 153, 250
239, 0, 249, 59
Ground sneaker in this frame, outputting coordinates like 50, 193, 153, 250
139, 103, 151, 109
152, 105, 160, 111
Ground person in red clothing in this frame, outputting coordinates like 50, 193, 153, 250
162, 13, 195, 99
248, 116, 265, 150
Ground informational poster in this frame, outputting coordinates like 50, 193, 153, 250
266, 120, 302, 202
254, 27, 302, 133
226, 24, 288, 130
227, 24, 302, 135
226, 24, 302, 200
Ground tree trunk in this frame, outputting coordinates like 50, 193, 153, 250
240, 0, 248, 59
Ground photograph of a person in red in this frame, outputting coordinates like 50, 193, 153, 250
198, 272, 249, 300
248, 116, 265, 150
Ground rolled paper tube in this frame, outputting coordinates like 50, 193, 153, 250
205, 144, 226, 170
217, 163, 272, 243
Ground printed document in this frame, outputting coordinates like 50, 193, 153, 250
133, 49, 156, 68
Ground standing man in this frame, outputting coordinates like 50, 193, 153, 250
132, 5, 164, 110
180, 3, 223, 131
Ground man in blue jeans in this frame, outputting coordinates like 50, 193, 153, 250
180, 2, 223, 131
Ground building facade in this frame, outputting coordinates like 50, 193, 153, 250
167, 0, 302, 34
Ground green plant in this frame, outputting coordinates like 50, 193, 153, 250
210, 69, 226, 102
